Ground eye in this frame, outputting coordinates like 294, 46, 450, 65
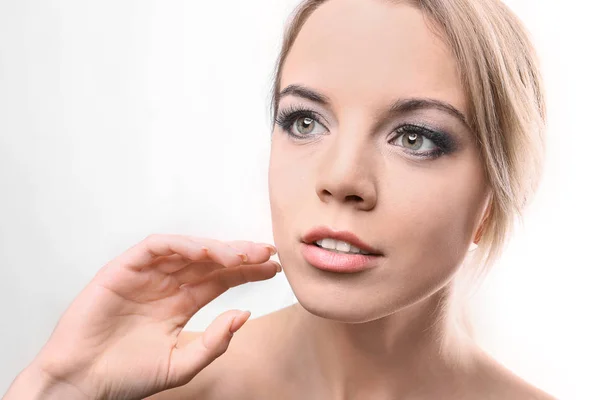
394, 131, 437, 152
293, 116, 323, 136
275, 105, 328, 139
390, 124, 455, 159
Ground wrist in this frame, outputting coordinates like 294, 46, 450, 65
4, 362, 94, 400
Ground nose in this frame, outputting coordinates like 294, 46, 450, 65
315, 133, 377, 212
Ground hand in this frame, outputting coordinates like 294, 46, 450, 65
29, 234, 280, 400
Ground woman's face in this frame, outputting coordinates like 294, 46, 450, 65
269, 0, 489, 322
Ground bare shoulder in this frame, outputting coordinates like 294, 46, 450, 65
146, 307, 559, 400
468, 349, 559, 400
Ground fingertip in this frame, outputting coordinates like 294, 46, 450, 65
258, 243, 277, 256
269, 260, 282, 273
230, 310, 251, 334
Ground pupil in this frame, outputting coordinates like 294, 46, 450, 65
402, 132, 422, 149
297, 117, 314, 134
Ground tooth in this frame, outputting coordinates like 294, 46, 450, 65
335, 241, 352, 253
349, 245, 362, 254
314, 238, 372, 255
321, 238, 337, 250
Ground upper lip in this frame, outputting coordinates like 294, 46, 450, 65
301, 225, 383, 256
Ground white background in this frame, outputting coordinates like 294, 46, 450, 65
0, 0, 598, 398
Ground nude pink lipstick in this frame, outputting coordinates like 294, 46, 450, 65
300, 226, 383, 273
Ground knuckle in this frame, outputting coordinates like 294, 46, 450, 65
190, 246, 208, 259
188, 236, 213, 245
141, 234, 167, 257
226, 240, 247, 248
212, 337, 231, 356
143, 233, 160, 243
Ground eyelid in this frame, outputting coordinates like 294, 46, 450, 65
390, 123, 458, 158
278, 105, 328, 127
277, 104, 329, 125
275, 105, 329, 139
393, 130, 437, 151
393, 123, 438, 142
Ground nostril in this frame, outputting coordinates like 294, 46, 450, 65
322, 189, 332, 196
345, 194, 363, 202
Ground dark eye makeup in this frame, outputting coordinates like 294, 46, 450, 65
274, 104, 325, 137
274, 104, 459, 160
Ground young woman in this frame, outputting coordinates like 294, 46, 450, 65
4, 0, 556, 399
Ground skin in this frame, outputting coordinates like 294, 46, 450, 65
147, 0, 555, 399
268, 0, 488, 396
4, 1, 557, 399
255, 0, 552, 399
269, 0, 486, 323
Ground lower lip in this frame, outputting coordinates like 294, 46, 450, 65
300, 243, 382, 273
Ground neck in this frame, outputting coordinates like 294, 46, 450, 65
283, 287, 479, 399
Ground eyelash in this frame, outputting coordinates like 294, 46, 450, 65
274, 105, 456, 159
274, 104, 324, 137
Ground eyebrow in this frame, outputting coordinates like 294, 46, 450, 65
279, 84, 470, 129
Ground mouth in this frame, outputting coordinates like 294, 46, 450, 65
301, 225, 384, 256
299, 241, 382, 273
311, 239, 374, 255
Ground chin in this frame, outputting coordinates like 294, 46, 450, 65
290, 282, 453, 329
279, 242, 459, 325
287, 270, 416, 324
293, 292, 389, 323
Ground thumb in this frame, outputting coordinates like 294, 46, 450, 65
169, 309, 251, 386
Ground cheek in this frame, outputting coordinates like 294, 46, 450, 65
268, 139, 309, 246
383, 157, 488, 274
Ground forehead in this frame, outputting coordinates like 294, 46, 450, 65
280, 0, 468, 118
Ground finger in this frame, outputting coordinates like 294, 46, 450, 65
171, 256, 281, 287
168, 309, 251, 386
177, 260, 281, 311
147, 254, 191, 274
223, 240, 277, 265
151, 241, 266, 275
149, 253, 228, 275
157, 240, 277, 279
154, 240, 270, 276
182, 237, 250, 264
170, 260, 223, 285
115, 234, 246, 272
185, 237, 271, 264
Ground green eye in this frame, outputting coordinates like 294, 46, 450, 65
401, 132, 424, 150
389, 124, 456, 160
394, 131, 436, 152
295, 117, 317, 135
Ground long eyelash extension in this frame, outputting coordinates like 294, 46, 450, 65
274, 104, 324, 137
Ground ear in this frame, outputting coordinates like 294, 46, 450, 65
474, 194, 492, 245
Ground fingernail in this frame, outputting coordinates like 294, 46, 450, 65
230, 311, 251, 334
274, 261, 282, 273
266, 245, 277, 256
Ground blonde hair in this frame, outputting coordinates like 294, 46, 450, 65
269, 0, 546, 358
